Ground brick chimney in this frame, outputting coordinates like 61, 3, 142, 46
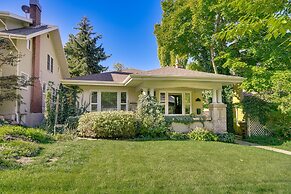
29, 0, 43, 113
29, 0, 42, 26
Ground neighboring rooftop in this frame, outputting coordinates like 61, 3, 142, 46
0, 11, 33, 24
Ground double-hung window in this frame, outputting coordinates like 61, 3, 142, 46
121, 92, 127, 111
91, 92, 98, 111
47, 54, 54, 73
184, 93, 191, 114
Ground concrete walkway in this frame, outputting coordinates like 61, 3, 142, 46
235, 140, 291, 156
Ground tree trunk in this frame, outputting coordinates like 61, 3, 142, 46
210, 46, 218, 74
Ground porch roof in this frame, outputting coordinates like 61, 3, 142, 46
62, 67, 244, 87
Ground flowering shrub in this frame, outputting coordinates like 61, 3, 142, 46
136, 94, 168, 138
188, 128, 218, 141
78, 111, 137, 139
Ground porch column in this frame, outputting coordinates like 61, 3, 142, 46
142, 88, 148, 96
149, 88, 155, 97
212, 89, 217, 103
209, 103, 227, 133
217, 89, 222, 103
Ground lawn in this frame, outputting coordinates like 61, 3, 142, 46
245, 136, 291, 152
0, 140, 291, 193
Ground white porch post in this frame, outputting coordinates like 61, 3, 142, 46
212, 89, 217, 103
217, 89, 222, 103
142, 88, 148, 96
209, 88, 227, 133
149, 88, 155, 97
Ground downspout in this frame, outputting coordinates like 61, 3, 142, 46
0, 18, 20, 123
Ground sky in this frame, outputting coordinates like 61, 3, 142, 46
0, 0, 163, 70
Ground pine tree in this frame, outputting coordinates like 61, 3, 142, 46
65, 17, 110, 77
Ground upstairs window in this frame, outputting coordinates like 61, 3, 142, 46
47, 54, 54, 73
27, 39, 31, 50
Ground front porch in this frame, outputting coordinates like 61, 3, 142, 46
139, 87, 227, 133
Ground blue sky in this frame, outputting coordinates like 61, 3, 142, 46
1, 0, 163, 70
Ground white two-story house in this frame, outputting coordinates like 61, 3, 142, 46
0, 0, 69, 126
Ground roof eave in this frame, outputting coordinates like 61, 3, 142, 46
0, 26, 58, 40
129, 74, 245, 83
0, 11, 33, 24
61, 80, 125, 87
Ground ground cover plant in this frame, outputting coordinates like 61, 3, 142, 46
0, 125, 54, 169
0, 140, 291, 193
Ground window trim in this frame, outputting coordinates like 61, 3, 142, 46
42, 82, 47, 94
26, 39, 31, 50
90, 90, 128, 112
159, 91, 192, 116
47, 54, 54, 73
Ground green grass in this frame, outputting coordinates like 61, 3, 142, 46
0, 140, 291, 193
245, 136, 291, 151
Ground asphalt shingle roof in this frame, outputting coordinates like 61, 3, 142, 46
0, 25, 50, 36
66, 67, 243, 83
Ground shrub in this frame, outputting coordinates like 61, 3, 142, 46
188, 128, 218, 141
78, 111, 137, 139
0, 126, 54, 143
1, 140, 42, 158
137, 94, 168, 138
0, 157, 19, 170
64, 116, 80, 134
217, 133, 235, 143
167, 132, 189, 140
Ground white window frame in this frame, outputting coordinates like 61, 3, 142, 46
20, 72, 29, 90
90, 91, 99, 112
42, 82, 47, 94
159, 91, 192, 116
90, 90, 128, 112
47, 54, 54, 73
27, 39, 31, 50
120, 92, 128, 111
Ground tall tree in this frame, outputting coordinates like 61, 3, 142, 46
0, 38, 33, 104
65, 17, 110, 77
155, 0, 291, 135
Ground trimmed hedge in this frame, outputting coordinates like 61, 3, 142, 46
0, 126, 54, 143
78, 111, 137, 139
